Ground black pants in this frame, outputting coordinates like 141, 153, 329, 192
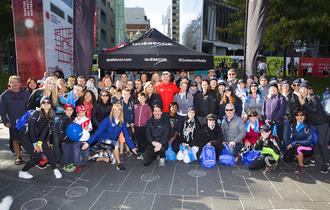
248, 155, 276, 170
51, 122, 62, 163
19, 132, 56, 171
135, 126, 147, 154
143, 143, 168, 166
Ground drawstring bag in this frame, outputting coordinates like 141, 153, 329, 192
200, 145, 216, 168
165, 143, 177, 161
242, 150, 261, 166
176, 144, 185, 161
219, 145, 236, 166
182, 145, 197, 164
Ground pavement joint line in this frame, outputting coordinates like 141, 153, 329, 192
57, 198, 72, 210
169, 162, 177, 195
181, 195, 184, 210
0, 183, 11, 192
142, 163, 156, 193
149, 193, 156, 210
281, 159, 330, 193
88, 189, 105, 210
14, 184, 33, 199
42, 186, 56, 198
117, 162, 137, 191
210, 196, 214, 210
196, 163, 199, 197
262, 170, 284, 200
67, 165, 93, 188
239, 197, 245, 210
91, 165, 112, 190
216, 164, 226, 198
241, 176, 255, 200
290, 178, 314, 202
119, 192, 130, 210
268, 198, 275, 209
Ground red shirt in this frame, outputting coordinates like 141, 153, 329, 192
156, 81, 179, 113
243, 120, 264, 145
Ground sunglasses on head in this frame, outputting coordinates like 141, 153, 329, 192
225, 109, 233, 112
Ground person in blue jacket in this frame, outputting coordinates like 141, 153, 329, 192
286, 109, 315, 174
82, 103, 137, 171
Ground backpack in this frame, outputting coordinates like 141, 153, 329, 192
200, 145, 216, 168
219, 145, 236, 166
15, 110, 35, 131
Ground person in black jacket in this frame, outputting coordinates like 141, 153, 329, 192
91, 90, 112, 130
194, 80, 217, 125
144, 81, 163, 109
297, 81, 330, 173
195, 114, 224, 158
143, 105, 170, 167
18, 97, 62, 179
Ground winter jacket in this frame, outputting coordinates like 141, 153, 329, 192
0, 89, 29, 125
290, 123, 315, 147
262, 94, 287, 122
146, 93, 163, 110
55, 115, 74, 143
243, 94, 264, 116
254, 137, 280, 161
218, 95, 243, 121
156, 81, 179, 112
22, 110, 50, 143
134, 103, 152, 127
302, 94, 329, 125
26, 89, 52, 110
194, 91, 217, 117
87, 117, 136, 149
120, 99, 135, 125
221, 115, 246, 143
243, 119, 264, 145
91, 102, 112, 129
145, 115, 170, 145
179, 118, 201, 146
174, 92, 194, 116
195, 125, 223, 149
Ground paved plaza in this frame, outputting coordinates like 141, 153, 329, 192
0, 124, 329, 210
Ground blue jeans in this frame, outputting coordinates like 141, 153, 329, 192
72, 141, 89, 166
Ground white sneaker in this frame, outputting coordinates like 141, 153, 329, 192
159, 158, 166, 167
18, 170, 33, 179
53, 169, 62, 179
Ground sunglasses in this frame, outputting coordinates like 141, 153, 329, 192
42, 101, 51, 105
225, 109, 233, 112
293, 84, 300, 87
295, 114, 305, 117
101, 94, 109, 97
191, 85, 197, 87
248, 115, 257, 117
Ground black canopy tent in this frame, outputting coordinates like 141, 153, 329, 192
98, 28, 214, 71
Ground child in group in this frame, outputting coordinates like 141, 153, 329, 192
134, 92, 152, 159
73, 105, 92, 172
111, 89, 122, 104
57, 104, 75, 172
248, 125, 281, 174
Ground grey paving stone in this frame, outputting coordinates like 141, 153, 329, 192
151, 194, 183, 210
183, 195, 212, 210
170, 162, 197, 196
89, 191, 128, 210
121, 192, 155, 210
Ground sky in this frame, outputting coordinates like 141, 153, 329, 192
125, 0, 171, 34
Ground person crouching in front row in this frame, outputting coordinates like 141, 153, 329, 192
249, 125, 281, 174
82, 104, 137, 171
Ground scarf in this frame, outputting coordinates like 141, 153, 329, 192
296, 122, 305, 132
245, 119, 259, 133
183, 119, 196, 142
83, 102, 93, 119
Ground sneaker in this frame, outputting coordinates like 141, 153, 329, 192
263, 165, 272, 174
159, 158, 166, 167
18, 170, 33, 179
320, 163, 329, 174
63, 164, 75, 173
35, 163, 47, 169
53, 169, 62, 179
294, 165, 304, 174
137, 154, 143, 160
309, 160, 316, 167
74, 166, 81, 173
116, 163, 126, 171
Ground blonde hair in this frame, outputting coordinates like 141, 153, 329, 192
41, 76, 58, 107
144, 81, 155, 94
151, 72, 160, 83
109, 103, 124, 125
8, 75, 20, 86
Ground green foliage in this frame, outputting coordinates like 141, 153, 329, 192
0, 0, 14, 54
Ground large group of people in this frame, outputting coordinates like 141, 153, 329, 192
0, 68, 329, 180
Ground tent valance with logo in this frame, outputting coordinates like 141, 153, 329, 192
98, 28, 214, 70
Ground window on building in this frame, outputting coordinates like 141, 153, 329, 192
101, 29, 107, 41
101, 10, 106, 23
50, 3, 64, 19
67, 15, 73, 24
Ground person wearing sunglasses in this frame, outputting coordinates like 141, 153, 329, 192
297, 81, 330, 174
221, 103, 246, 158
243, 110, 264, 147
226, 69, 238, 90
244, 81, 264, 118
91, 90, 112, 130
286, 110, 315, 174
218, 85, 243, 122
18, 97, 62, 179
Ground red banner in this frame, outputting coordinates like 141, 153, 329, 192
298, 57, 330, 77
12, 0, 46, 83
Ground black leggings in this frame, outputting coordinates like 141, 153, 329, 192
19, 133, 57, 171
248, 155, 276, 170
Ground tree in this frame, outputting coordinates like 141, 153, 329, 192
225, 0, 330, 80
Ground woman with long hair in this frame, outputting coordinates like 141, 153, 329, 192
18, 97, 62, 179
77, 90, 96, 119
91, 90, 112, 129
218, 85, 242, 121
286, 110, 315, 174
26, 76, 58, 110
26, 78, 38, 94
57, 78, 68, 96
151, 72, 161, 87
144, 81, 163, 109
82, 104, 137, 171
244, 81, 264, 117
173, 81, 194, 123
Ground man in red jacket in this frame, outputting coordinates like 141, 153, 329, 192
156, 71, 179, 114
